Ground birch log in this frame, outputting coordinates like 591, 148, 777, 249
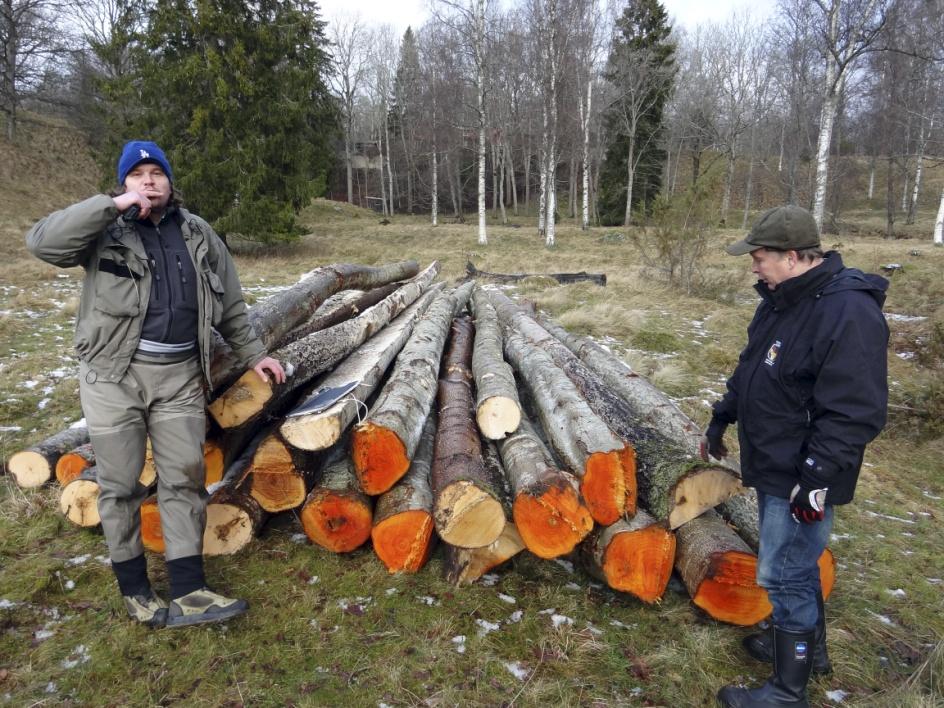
470, 286, 521, 439
300, 444, 373, 553
430, 317, 506, 548
280, 284, 444, 451
581, 510, 676, 603
351, 281, 474, 495
209, 261, 440, 430
209, 260, 420, 392
674, 509, 771, 626
371, 415, 437, 573
497, 417, 593, 559
9, 426, 89, 488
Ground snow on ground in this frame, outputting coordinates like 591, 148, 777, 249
415, 595, 439, 606
864, 510, 916, 524
553, 559, 574, 574
565, 582, 582, 591
885, 589, 906, 599
475, 619, 500, 637
478, 574, 500, 587
867, 611, 896, 626
61, 645, 91, 669
885, 313, 927, 323
825, 689, 849, 703
498, 593, 516, 604
451, 636, 466, 654
503, 661, 529, 681
507, 610, 523, 624
551, 614, 574, 629
385, 587, 398, 596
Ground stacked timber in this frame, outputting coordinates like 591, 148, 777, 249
9, 426, 89, 488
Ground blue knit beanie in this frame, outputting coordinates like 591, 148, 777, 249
117, 140, 173, 185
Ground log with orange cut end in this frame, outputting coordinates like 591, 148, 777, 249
300, 444, 373, 553
55, 443, 95, 486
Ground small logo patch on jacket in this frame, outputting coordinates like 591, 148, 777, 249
765, 340, 782, 367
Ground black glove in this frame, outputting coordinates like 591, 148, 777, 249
700, 418, 728, 461
790, 484, 828, 524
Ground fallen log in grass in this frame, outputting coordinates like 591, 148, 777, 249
9, 426, 89, 489
466, 262, 606, 287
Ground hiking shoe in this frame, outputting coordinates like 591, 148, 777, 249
123, 589, 168, 627
165, 587, 248, 628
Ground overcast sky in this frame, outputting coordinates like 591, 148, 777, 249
315, 0, 778, 34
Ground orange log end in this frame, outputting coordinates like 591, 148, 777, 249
602, 526, 676, 603
301, 491, 373, 553
694, 550, 772, 626
140, 497, 165, 554
512, 481, 593, 559
581, 450, 627, 525
203, 440, 225, 487
371, 510, 435, 573
250, 472, 307, 513
351, 423, 410, 495
620, 445, 638, 516
55, 454, 90, 486
820, 548, 836, 600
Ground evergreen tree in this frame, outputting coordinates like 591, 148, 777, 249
598, 0, 675, 226
107, 0, 338, 242
390, 27, 421, 213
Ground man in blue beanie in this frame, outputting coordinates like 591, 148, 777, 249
26, 140, 286, 628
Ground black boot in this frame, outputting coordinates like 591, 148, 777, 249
742, 595, 832, 675
717, 626, 816, 707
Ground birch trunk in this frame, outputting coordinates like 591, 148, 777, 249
538, 100, 548, 236
721, 151, 735, 225
623, 135, 636, 227
581, 80, 592, 230
934, 186, 944, 245
432, 150, 439, 226
385, 108, 395, 215
507, 140, 518, 215
378, 133, 388, 216
351, 282, 474, 494
868, 157, 875, 200
470, 287, 521, 439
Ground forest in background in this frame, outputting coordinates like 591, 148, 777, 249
2, 0, 943, 245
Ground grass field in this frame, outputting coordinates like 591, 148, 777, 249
1, 121, 943, 706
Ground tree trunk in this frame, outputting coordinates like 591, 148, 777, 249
934, 185, 944, 245
470, 287, 521, 440
507, 140, 518, 216
248, 433, 324, 512
9, 426, 90, 488
868, 156, 875, 200
209, 260, 420, 392
581, 81, 592, 231
431, 316, 506, 548
432, 150, 439, 226
209, 263, 439, 430
351, 282, 473, 495
345, 132, 354, 203
624, 135, 636, 227
721, 151, 735, 225
443, 522, 525, 585
378, 133, 388, 216
55, 442, 96, 486
812, 80, 841, 230
280, 284, 443, 451
371, 414, 437, 573
281, 283, 400, 347
300, 443, 373, 553
59, 467, 101, 527
498, 416, 592, 559
466, 262, 606, 287
581, 510, 676, 603
674, 509, 770, 626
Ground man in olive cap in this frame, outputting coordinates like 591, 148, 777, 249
703, 205, 889, 707
26, 140, 285, 628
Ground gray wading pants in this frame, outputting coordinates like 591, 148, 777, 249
79, 356, 207, 562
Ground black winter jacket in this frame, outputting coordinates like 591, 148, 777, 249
712, 252, 889, 505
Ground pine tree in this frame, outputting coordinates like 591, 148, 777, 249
597, 0, 675, 226
390, 26, 421, 213
106, 0, 338, 242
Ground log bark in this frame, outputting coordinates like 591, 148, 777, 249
209, 262, 440, 430
497, 416, 593, 559
467, 262, 606, 287
430, 316, 506, 549
443, 522, 525, 586
717, 489, 836, 600
581, 510, 676, 603
9, 426, 90, 488
55, 443, 95, 486
371, 414, 437, 573
279, 284, 444, 451
59, 467, 101, 527
248, 433, 324, 513
351, 281, 474, 495
498, 325, 633, 526
470, 286, 521, 439
209, 260, 420, 392
300, 443, 373, 553
674, 509, 771, 626
280, 283, 401, 346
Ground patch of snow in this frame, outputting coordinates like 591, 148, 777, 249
551, 614, 574, 629
451, 635, 466, 654
290, 533, 308, 544
69, 419, 87, 430
45, 682, 57, 694
610, 619, 637, 630
315, 666, 330, 673
830, 533, 854, 542
498, 593, 516, 604
585, 622, 603, 636
926, 578, 942, 585
864, 511, 915, 524
61, 645, 91, 669
476, 619, 501, 636
385, 588, 398, 596
478, 573, 500, 587
923, 491, 942, 500
885, 313, 926, 323
628, 687, 643, 697
38, 398, 51, 410
825, 689, 850, 703
0, 599, 18, 609
538, 608, 556, 616
553, 559, 574, 574
565, 582, 582, 591
896, 352, 916, 361
867, 611, 896, 627
415, 595, 439, 606
64, 580, 75, 591
886, 589, 906, 599
902, 531, 915, 537
35, 629, 55, 641
22, 380, 39, 389
507, 610, 523, 624
307, 576, 319, 585
503, 661, 529, 681
67, 554, 91, 567
0, 426, 21, 432
95, 556, 111, 566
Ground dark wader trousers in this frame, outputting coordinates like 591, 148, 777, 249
79, 356, 206, 563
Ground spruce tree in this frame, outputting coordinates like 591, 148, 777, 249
598, 0, 675, 226
390, 27, 422, 213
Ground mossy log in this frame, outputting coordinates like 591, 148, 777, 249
371, 415, 438, 573
281, 283, 401, 346
469, 287, 521, 439
300, 444, 373, 553
351, 281, 474, 495
55, 443, 95, 486
674, 509, 771, 626
443, 522, 526, 585
59, 466, 101, 527
280, 284, 443, 451
210, 259, 420, 393
497, 417, 593, 559
9, 426, 90, 488
430, 317, 507, 549
581, 510, 676, 603
498, 324, 633, 526
209, 261, 440, 430
248, 433, 324, 513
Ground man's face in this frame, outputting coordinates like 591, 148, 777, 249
750, 248, 795, 290
123, 162, 171, 210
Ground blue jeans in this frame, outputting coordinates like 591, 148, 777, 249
756, 491, 834, 631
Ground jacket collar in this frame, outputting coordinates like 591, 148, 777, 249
755, 252, 844, 311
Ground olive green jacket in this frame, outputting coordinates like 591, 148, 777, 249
26, 194, 264, 388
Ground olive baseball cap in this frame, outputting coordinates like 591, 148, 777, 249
725, 205, 820, 255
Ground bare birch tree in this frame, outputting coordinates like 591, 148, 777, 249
329, 14, 370, 204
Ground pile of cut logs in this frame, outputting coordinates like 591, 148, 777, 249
7, 260, 836, 626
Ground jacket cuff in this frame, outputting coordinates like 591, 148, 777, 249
798, 454, 836, 489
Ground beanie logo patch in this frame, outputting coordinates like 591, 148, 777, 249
139, 149, 150, 159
